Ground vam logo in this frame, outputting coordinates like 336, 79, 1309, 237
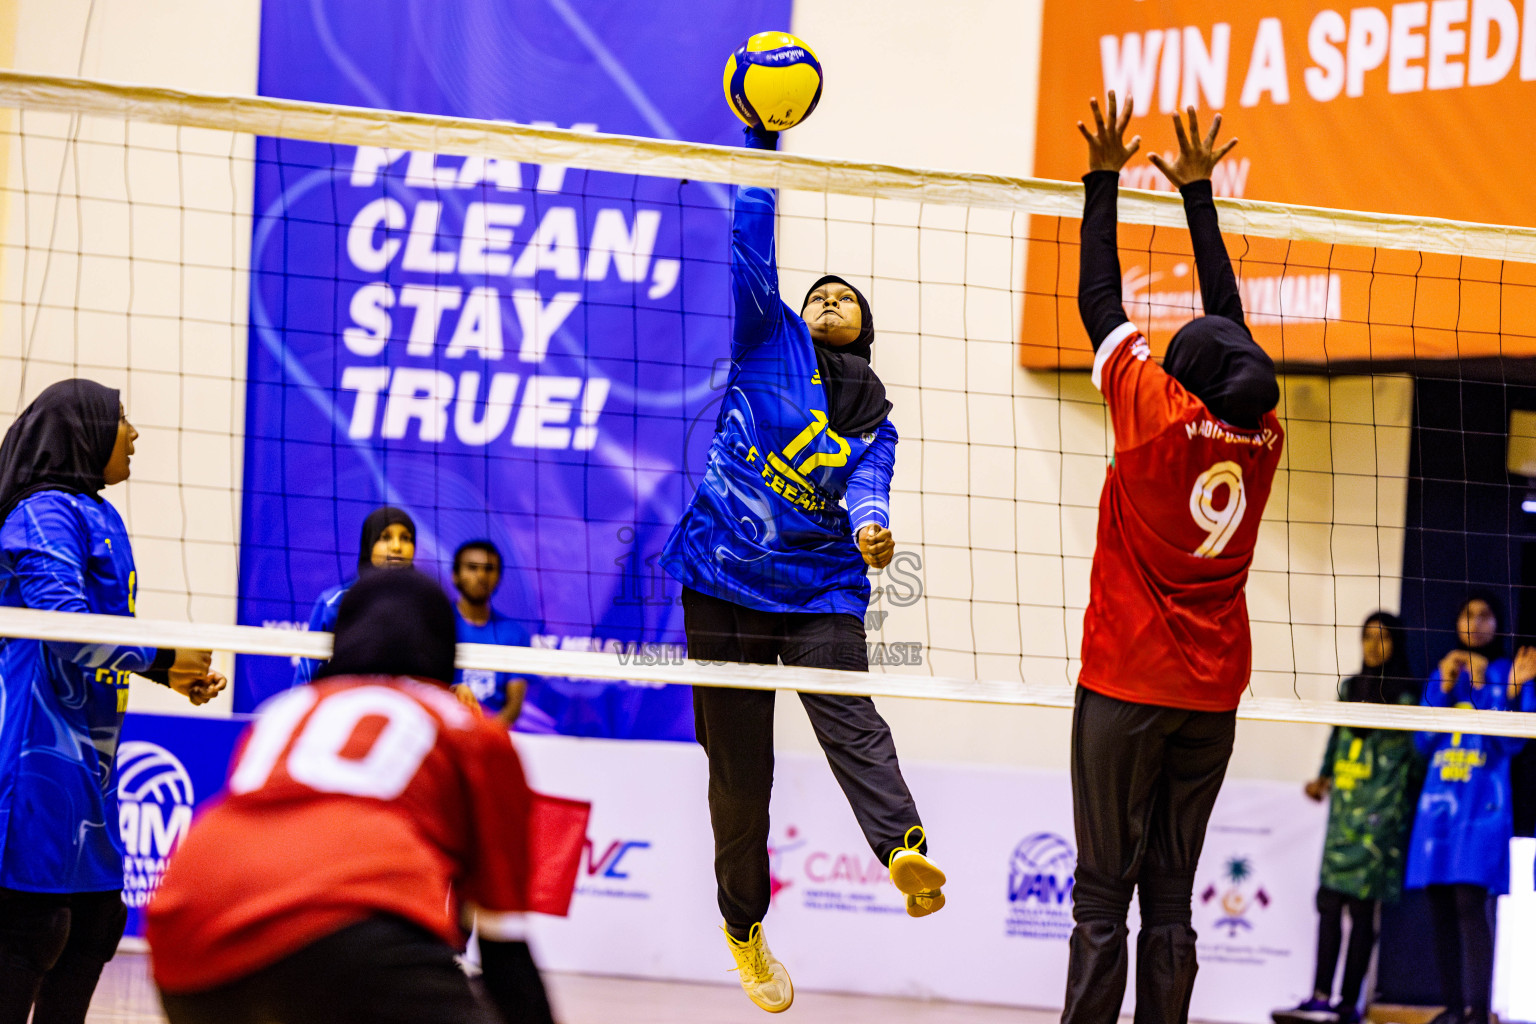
116, 742, 195, 907
1005, 832, 1077, 941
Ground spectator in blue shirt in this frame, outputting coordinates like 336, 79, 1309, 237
450, 540, 534, 728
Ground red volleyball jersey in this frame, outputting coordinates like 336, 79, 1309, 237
147, 677, 589, 994
1078, 324, 1285, 712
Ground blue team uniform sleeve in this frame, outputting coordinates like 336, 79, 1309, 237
1486, 658, 1526, 757
731, 130, 790, 360
4, 496, 156, 672
1416, 671, 1449, 754
846, 418, 897, 532
292, 588, 341, 687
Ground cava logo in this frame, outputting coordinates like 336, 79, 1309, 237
1006, 832, 1077, 941
116, 742, 195, 907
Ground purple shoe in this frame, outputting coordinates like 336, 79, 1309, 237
1272, 998, 1338, 1024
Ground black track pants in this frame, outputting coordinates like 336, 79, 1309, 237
1313, 887, 1378, 1010
682, 587, 924, 934
1427, 883, 1493, 1024
1061, 686, 1236, 1024
158, 916, 500, 1024
0, 888, 126, 1024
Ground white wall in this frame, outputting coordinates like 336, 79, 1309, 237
1, 0, 1412, 779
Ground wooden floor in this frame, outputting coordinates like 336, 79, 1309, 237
88, 952, 1071, 1024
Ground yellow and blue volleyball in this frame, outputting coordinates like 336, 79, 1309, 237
722, 32, 823, 131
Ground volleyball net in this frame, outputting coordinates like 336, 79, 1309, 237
3, 70, 1536, 736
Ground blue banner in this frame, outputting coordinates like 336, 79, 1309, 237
237, 0, 792, 733
117, 712, 249, 939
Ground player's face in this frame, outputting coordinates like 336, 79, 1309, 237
371, 523, 415, 568
453, 552, 501, 604
802, 283, 861, 347
1361, 621, 1391, 669
1458, 599, 1496, 650
103, 404, 137, 486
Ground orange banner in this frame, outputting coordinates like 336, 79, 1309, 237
1022, 0, 1536, 369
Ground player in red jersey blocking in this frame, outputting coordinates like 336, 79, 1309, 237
1060, 93, 1284, 1024
146, 569, 588, 1024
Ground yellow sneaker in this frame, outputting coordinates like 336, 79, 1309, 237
725, 923, 794, 1013
888, 826, 947, 918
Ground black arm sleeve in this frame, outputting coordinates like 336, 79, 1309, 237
1078, 171, 1131, 351
1180, 179, 1246, 328
139, 647, 177, 687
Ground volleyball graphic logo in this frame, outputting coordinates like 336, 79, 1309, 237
723, 32, 824, 131
1006, 832, 1077, 940
117, 741, 196, 864
1008, 832, 1076, 905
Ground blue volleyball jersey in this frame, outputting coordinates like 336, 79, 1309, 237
661, 182, 896, 617
0, 491, 160, 892
454, 607, 533, 714
291, 582, 348, 687
1405, 661, 1528, 893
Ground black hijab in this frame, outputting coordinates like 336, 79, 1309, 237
357, 506, 416, 573
1453, 590, 1506, 664
0, 379, 120, 527
802, 275, 892, 437
1163, 316, 1279, 430
1340, 611, 1416, 705
316, 567, 457, 685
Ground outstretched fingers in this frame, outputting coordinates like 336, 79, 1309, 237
1089, 96, 1106, 136
1213, 137, 1239, 162
1170, 109, 1190, 154
1116, 94, 1135, 134
1204, 111, 1223, 150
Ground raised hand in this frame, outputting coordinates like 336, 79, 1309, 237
1439, 649, 1470, 692
1511, 646, 1536, 699
1077, 91, 1141, 174
1149, 106, 1238, 188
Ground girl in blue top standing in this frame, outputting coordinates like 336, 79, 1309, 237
291, 505, 417, 687
1406, 594, 1534, 1024
661, 126, 942, 1015
0, 379, 225, 1024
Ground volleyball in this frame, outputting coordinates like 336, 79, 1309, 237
722, 32, 823, 131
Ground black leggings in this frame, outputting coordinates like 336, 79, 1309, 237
682, 587, 924, 935
1313, 887, 1378, 1010
0, 888, 127, 1024
1427, 883, 1493, 1024
1061, 686, 1237, 1024
159, 916, 500, 1024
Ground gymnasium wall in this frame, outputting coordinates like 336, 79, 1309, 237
0, 0, 1416, 783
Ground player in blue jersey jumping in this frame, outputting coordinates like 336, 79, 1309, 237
660, 125, 944, 1014
0, 379, 226, 1024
